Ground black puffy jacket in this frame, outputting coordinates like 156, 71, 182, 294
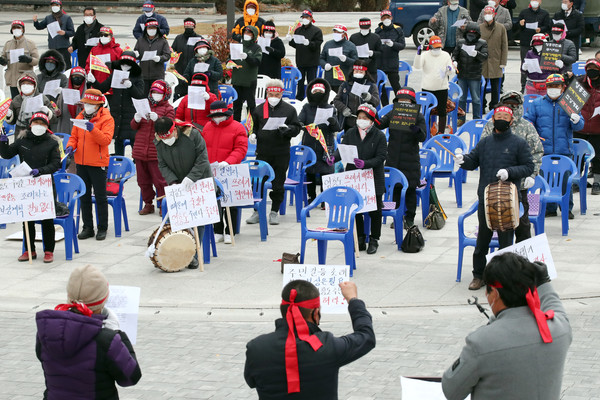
289, 23, 323, 68
374, 23, 406, 73
0, 130, 61, 175
258, 36, 286, 79
452, 23, 488, 81
349, 31, 382, 76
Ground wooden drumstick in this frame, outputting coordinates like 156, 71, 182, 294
353, 225, 360, 258
193, 227, 204, 272
225, 206, 235, 246
24, 222, 32, 264
434, 140, 456, 158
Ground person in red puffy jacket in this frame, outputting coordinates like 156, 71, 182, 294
175, 73, 218, 132
131, 79, 174, 215
202, 101, 248, 243
85, 26, 123, 85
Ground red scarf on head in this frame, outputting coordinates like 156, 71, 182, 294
54, 302, 93, 317
280, 289, 323, 393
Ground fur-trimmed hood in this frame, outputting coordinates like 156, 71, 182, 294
38, 49, 66, 76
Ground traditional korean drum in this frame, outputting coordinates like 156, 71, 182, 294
147, 223, 196, 272
484, 180, 519, 232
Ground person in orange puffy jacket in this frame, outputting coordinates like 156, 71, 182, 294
175, 73, 218, 132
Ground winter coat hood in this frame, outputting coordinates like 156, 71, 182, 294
18, 71, 39, 93
38, 49, 66, 76
243, 25, 259, 43
112, 51, 142, 77
243, 0, 261, 26
306, 78, 331, 106
465, 22, 481, 42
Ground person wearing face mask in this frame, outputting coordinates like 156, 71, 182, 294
518, 0, 551, 91
55, 66, 87, 135
523, 34, 551, 95
132, 1, 169, 40
131, 80, 174, 215
231, 0, 265, 43
171, 18, 202, 100
66, 89, 115, 241
349, 18, 382, 78
455, 106, 534, 290
429, 0, 472, 54
414, 36, 455, 133
0, 20, 39, 98
479, 6, 508, 112
553, 0, 584, 58
0, 112, 60, 263
175, 73, 218, 132
548, 23, 577, 73
258, 21, 286, 79
202, 101, 248, 243
575, 59, 600, 195
85, 27, 123, 85
453, 23, 488, 123
36, 50, 68, 104
230, 26, 263, 122
320, 25, 358, 94
69, 7, 103, 68
248, 80, 302, 225
477, 0, 513, 32
183, 40, 222, 96
375, 10, 406, 107
442, 253, 572, 400
33, 0, 74, 69
6, 73, 57, 138
331, 104, 387, 254
299, 79, 339, 206
333, 61, 380, 131
288, 9, 323, 101
134, 18, 171, 96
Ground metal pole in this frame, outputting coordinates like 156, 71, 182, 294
227, 0, 235, 38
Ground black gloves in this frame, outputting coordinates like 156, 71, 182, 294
18, 54, 32, 63
0, 56, 6, 66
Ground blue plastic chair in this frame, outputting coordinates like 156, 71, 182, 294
483, 109, 494, 120
280, 145, 317, 222
423, 134, 467, 207
0, 155, 20, 229
571, 138, 595, 215
376, 69, 387, 107
53, 132, 70, 172
447, 82, 463, 133
416, 149, 439, 226
336, 130, 345, 146
3, 120, 16, 137
398, 60, 412, 86
235, 160, 274, 241
523, 94, 540, 114
71, 49, 78, 67
415, 91, 438, 140
457, 119, 487, 152
377, 104, 392, 119
92, 156, 135, 237
218, 84, 238, 104
281, 66, 302, 99
539, 155, 577, 236
300, 186, 364, 276
528, 174, 551, 235
572, 61, 585, 76
382, 167, 408, 250
316, 65, 324, 79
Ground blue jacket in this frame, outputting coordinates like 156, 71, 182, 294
523, 95, 584, 156
133, 13, 170, 39
34, 13, 74, 50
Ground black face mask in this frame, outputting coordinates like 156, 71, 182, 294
493, 119, 511, 132
587, 69, 600, 80
466, 33, 477, 42
311, 92, 325, 104
71, 76, 84, 86
184, 28, 195, 36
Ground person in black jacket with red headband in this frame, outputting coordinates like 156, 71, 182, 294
288, 9, 323, 101
258, 20, 285, 79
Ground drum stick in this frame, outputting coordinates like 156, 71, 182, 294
24, 222, 32, 264
225, 206, 235, 246
156, 195, 166, 201
193, 227, 204, 272
353, 225, 360, 258
434, 140, 455, 158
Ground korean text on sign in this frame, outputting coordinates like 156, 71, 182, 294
0, 175, 56, 224
164, 177, 220, 231
321, 169, 377, 213
210, 163, 254, 207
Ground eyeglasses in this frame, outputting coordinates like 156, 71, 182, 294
100, 34, 110, 37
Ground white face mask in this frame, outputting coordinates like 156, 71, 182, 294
83, 16, 94, 25
431, 48, 442, 56
197, 48, 208, 56
152, 93, 163, 102
147, 28, 157, 37
356, 119, 371, 129
547, 88, 562, 99
31, 125, 47, 136
121, 64, 131, 71
360, 29, 370, 36
21, 84, 34, 95
449, 4, 459, 10
13, 29, 23, 38
382, 19, 392, 26
487, 0, 496, 6
353, 73, 365, 79
84, 104, 98, 114
212, 116, 227, 124
561, 3, 568, 10
246, 7, 256, 15
51, 6, 61, 13
333, 33, 343, 42
100, 36, 111, 45
530, 1, 539, 8
534, 45, 543, 52
484, 14, 494, 22
144, 11, 153, 17
552, 34, 562, 41
301, 18, 310, 26
264, 32, 273, 39
162, 136, 176, 146
243, 34, 252, 41
267, 97, 281, 107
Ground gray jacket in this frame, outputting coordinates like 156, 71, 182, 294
555, 38, 577, 72
442, 282, 572, 400
429, 6, 471, 48
477, 5, 512, 32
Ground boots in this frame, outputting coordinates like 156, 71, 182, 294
358, 236, 366, 251
139, 203, 155, 215
367, 238, 378, 254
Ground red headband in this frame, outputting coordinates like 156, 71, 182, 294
333, 24, 347, 32
31, 112, 50, 125
353, 65, 368, 72
19, 75, 36, 84
191, 79, 207, 86
494, 105, 513, 116
359, 20, 371, 27
210, 107, 229, 114
263, 25, 276, 31
281, 289, 322, 393
552, 26, 564, 32
143, 2, 154, 8
311, 83, 325, 92
151, 82, 166, 93
12, 20, 25, 27
380, 10, 392, 17
55, 302, 93, 317
483, 5, 495, 13
266, 86, 283, 93
157, 125, 176, 138
100, 27, 113, 35
430, 37, 442, 47
184, 21, 195, 27
358, 104, 376, 118
146, 20, 159, 27
83, 93, 103, 102
397, 88, 416, 98
121, 54, 137, 63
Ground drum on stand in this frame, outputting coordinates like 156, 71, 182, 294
147, 223, 196, 272
484, 180, 519, 232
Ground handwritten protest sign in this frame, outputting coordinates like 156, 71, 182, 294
558, 78, 590, 116
106, 286, 140, 344
282, 264, 350, 314
164, 177, 220, 231
210, 163, 254, 207
0, 175, 56, 224
486, 233, 557, 279
389, 102, 420, 129
322, 169, 376, 213
540, 42, 563, 72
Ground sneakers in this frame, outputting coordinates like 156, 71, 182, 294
366, 238, 378, 254
224, 234, 232, 244
18, 251, 37, 262
139, 204, 155, 215
569, 211, 574, 220
96, 230, 107, 241
78, 227, 94, 240
592, 182, 600, 195
269, 211, 279, 225
215, 234, 224, 243
246, 211, 259, 224
468, 278, 484, 290
43, 251, 54, 263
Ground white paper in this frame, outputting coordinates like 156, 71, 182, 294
486, 233, 557, 279
187, 86, 206, 110
401, 377, 471, 400
553, 19, 567, 32
111, 69, 130, 89
350, 82, 371, 97
525, 21, 538, 30
262, 116, 287, 131
132, 98, 151, 118
42, 79, 61, 97
210, 163, 254, 206
85, 37, 99, 46
47, 21, 61, 38
9, 48, 24, 64
381, 38, 392, 45
328, 47, 344, 58
105, 285, 140, 345
452, 18, 466, 28
356, 43, 370, 58
8, 161, 32, 177
439, 68, 447, 79
337, 143, 359, 165
314, 107, 334, 126
282, 265, 351, 314
321, 169, 377, 213
96, 53, 111, 64
523, 58, 542, 74
462, 44, 476, 57
164, 178, 220, 231
230, 43, 244, 60
141, 50, 157, 61
194, 62, 209, 73
0, 175, 56, 224
187, 36, 203, 46
257, 36, 271, 54
70, 118, 89, 129
61, 88, 81, 105
592, 106, 600, 118
293, 34, 306, 44
23, 94, 43, 113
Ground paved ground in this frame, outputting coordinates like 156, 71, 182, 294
1, 11, 600, 400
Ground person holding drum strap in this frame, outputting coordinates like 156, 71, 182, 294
455, 106, 534, 290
